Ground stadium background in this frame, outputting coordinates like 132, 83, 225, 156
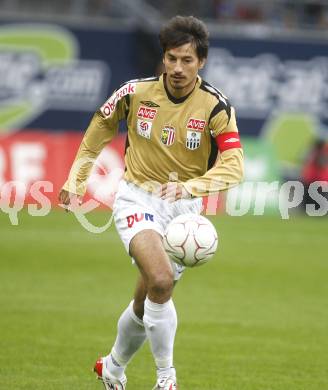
0, 1, 327, 389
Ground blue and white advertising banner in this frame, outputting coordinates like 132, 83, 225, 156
0, 22, 137, 133
205, 35, 328, 136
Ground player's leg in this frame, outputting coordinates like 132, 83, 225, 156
94, 276, 148, 389
130, 229, 174, 303
130, 229, 178, 388
103, 259, 180, 380
95, 180, 178, 388
109, 276, 147, 372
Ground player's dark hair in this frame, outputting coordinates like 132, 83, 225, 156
159, 16, 209, 60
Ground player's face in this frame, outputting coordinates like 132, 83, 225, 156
163, 43, 205, 98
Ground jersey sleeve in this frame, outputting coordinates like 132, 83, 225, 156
183, 106, 244, 197
62, 82, 133, 196
209, 97, 232, 137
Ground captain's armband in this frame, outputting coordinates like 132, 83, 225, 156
215, 132, 242, 152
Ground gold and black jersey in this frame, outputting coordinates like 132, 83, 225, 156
63, 74, 243, 197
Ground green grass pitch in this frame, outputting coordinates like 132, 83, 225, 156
0, 210, 327, 390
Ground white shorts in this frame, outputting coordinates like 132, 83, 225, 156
113, 180, 203, 280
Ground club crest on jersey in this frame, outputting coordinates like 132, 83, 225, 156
137, 106, 157, 120
187, 118, 206, 132
160, 126, 175, 146
186, 131, 201, 150
137, 119, 152, 139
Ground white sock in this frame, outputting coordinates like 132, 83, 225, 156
107, 301, 147, 378
143, 296, 177, 372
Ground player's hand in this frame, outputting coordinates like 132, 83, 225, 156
160, 182, 192, 202
58, 189, 83, 212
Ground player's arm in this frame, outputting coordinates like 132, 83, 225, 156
182, 106, 244, 197
58, 86, 130, 207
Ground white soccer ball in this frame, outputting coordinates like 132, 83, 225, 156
163, 214, 218, 267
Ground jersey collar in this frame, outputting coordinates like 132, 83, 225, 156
161, 73, 201, 104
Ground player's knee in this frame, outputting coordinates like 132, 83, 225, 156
148, 270, 174, 298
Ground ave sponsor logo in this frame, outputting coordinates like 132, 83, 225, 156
137, 106, 157, 120
137, 119, 152, 139
101, 83, 136, 118
127, 212, 154, 228
187, 118, 206, 132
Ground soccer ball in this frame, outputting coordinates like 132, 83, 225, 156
163, 214, 218, 267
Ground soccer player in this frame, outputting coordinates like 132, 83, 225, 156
59, 16, 243, 390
